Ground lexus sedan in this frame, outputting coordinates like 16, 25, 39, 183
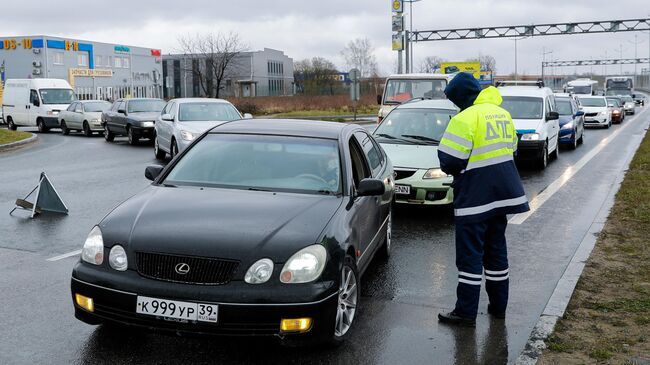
102, 98, 166, 145
71, 119, 394, 344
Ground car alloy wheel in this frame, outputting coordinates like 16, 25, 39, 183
104, 125, 115, 142
127, 127, 139, 145
380, 208, 392, 258
334, 260, 358, 338
537, 141, 548, 169
171, 140, 179, 158
154, 137, 166, 160
61, 121, 69, 135
83, 122, 92, 137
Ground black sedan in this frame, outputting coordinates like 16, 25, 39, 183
102, 98, 166, 145
71, 119, 394, 344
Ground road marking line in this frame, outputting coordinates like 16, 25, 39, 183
509, 112, 642, 225
46, 249, 82, 262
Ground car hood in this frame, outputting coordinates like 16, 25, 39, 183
558, 115, 573, 127
100, 186, 342, 262
624, 102, 635, 108
379, 142, 439, 169
128, 112, 160, 121
176, 121, 229, 134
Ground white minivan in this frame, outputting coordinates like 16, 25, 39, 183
497, 81, 560, 169
2, 78, 76, 132
377, 73, 453, 123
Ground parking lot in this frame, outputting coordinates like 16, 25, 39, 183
0, 100, 648, 364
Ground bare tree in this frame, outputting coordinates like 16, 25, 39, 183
177, 31, 248, 98
294, 57, 339, 95
419, 56, 446, 73
466, 53, 497, 73
341, 38, 378, 78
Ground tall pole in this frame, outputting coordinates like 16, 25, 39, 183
405, 31, 410, 73
514, 38, 518, 80
410, 1, 413, 72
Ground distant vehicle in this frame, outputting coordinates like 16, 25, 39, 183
636, 94, 647, 107
604, 76, 634, 97
71, 119, 394, 345
577, 96, 611, 128
497, 81, 560, 169
605, 97, 625, 123
377, 73, 453, 123
2, 78, 76, 132
618, 95, 636, 115
102, 98, 166, 145
373, 99, 458, 205
555, 95, 585, 149
565, 78, 597, 96
59, 100, 112, 136
154, 98, 251, 160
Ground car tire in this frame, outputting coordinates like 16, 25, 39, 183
170, 139, 179, 159
536, 141, 548, 170
569, 132, 577, 150
60, 121, 70, 135
127, 127, 139, 145
154, 136, 166, 161
104, 125, 115, 142
379, 208, 392, 259
83, 121, 92, 137
37, 118, 49, 133
7, 117, 17, 131
606, 120, 611, 129
550, 136, 559, 160
577, 130, 584, 145
327, 254, 359, 346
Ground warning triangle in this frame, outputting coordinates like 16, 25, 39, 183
34, 172, 69, 216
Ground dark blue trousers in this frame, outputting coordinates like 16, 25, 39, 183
454, 215, 509, 319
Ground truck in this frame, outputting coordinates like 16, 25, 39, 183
565, 78, 598, 96
377, 73, 454, 123
2, 78, 76, 132
604, 76, 634, 97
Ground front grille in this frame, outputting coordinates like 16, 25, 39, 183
394, 169, 417, 181
136, 252, 239, 285
585, 112, 598, 117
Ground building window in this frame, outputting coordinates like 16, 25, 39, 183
53, 52, 64, 65
115, 57, 122, 68
123, 57, 130, 69
78, 53, 88, 67
106, 56, 112, 67
95, 55, 102, 67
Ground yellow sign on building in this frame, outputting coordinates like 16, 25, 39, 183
440, 62, 481, 79
68, 68, 114, 88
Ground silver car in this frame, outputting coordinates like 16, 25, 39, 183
154, 98, 251, 160
619, 96, 636, 115
59, 100, 112, 136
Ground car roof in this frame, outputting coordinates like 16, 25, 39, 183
577, 95, 605, 99
168, 98, 231, 104
498, 86, 553, 98
78, 100, 111, 103
386, 73, 452, 80
395, 99, 458, 111
209, 119, 354, 139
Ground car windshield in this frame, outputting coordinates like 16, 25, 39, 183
556, 99, 574, 116
39, 89, 76, 104
374, 108, 455, 145
384, 79, 447, 104
579, 98, 606, 107
606, 89, 631, 96
606, 98, 621, 107
500, 96, 543, 119
571, 86, 591, 94
83, 101, 112, 112
178, 102, 241, 122
127, 99, 166, 113
164, 134, 341, 194
620, 96, 634, 103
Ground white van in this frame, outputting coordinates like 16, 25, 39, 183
497, 81, 560, 169
2, 79, 76, 132
377, 73, 453, 123
565, 78, 597, 96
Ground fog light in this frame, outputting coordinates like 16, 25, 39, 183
75, 294, 94, 312
280, 318, 312, 333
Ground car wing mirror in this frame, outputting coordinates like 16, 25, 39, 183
356, 178, 385, 197
145, 165, 164, 181
161, 113, 174, 121
575, 110, 585, 117
33, 99, 40, 107
118, 109, 126, 115
546, 111, 559, 121
243, 113, 253, 119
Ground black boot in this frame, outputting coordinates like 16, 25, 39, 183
487, 304, 506, 319
438, 311, 476, 327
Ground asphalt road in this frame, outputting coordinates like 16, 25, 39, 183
1, 107, 649, 365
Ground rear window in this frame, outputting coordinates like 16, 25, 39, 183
384, 79, 447, 104
556, 99, 573, 116
500, 96, 544, 119
578, 98, 606, 107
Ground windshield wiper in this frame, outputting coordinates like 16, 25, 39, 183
400, 134, 440, 144
375, 133, 397, 139
160, 183, 177, 188
247, 187, 272, 192
316, 189, 338, 195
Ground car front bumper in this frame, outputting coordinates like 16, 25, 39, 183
624, 107, 635, 114
131, 126, 155, 139
515, 139, 545, 160
584, 115, 609, 126
71, 263, 338, 338
558, 128, 576, 144
393, 170, 453, 205
42, 116, 60, 127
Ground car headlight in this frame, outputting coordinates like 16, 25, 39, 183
423, 168, 448, 179
562, 121, 574, 129
280, 245, 327, 284
599, 111, 607, 116
108, 245, 128, 271
521, 133, 540, 141
91, 118, 100, 122
180, 130, 196, 141
244, 258, 274, 284
140, 121, 154, 127
46, 110, 59, 116
81, 226, 104, 265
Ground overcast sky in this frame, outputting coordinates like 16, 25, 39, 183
1, 0, 648, 76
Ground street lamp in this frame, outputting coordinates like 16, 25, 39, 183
509, 36, 529, 80
403, 0, 422, 73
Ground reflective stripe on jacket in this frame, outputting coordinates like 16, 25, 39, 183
438, 86, 530, 223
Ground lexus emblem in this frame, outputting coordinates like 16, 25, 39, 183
175, 263, 190, 275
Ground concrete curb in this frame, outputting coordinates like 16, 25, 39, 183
515, 104, 650, 364
0, 133, 38, 152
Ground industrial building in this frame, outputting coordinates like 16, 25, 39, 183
162, 48, 294, 98
0, 35, 163, 101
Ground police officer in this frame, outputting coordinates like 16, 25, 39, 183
437, 72, 530, 327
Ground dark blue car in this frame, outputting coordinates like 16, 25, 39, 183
555, 96, 585, 149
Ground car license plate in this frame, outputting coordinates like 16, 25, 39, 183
395, 185, 410, 195
136, 296, 218, 323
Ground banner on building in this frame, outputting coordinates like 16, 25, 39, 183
440, 62, 481, 79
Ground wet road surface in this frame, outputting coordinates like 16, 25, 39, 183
1, 107, 649, 364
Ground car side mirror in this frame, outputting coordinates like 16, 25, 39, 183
118, 109, 126, 115
32, 99, 40, 107
575, 110, 585, 117
243, 113, 253, 119
546, 111, 559, 121
356, 178, 385, 197
377, 95, 382, 105
145, 165, 164, 181
632, 94, 636, 98
161, 113, 174, 121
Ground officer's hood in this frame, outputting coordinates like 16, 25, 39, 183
473, 86, 503, 107
444, 72, 482, 111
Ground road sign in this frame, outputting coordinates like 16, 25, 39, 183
392, 15, 404, 32
349, 68, 361, 82
392, 0, 403, 13
392, 34, 404, 51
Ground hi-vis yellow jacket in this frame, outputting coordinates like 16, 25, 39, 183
438, 86, 530, 223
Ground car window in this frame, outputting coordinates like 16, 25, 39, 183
118, 101, 126, 112
545, 98, 552, 116
501, 96, 544, 119
127, 99, 166, 113
66, 103, 76, 112
161, 102, 171, 115
75, 104, 83, 113
111, 101, 121, 111
374, 108, 455, 144
83, 101, 111, 112
556, 99, 573, 116
578, 98, 606, 107
354, 132, 382, 177
30, 89, 39, 105
178, 102, 242, 122
349, 137, 371, 188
